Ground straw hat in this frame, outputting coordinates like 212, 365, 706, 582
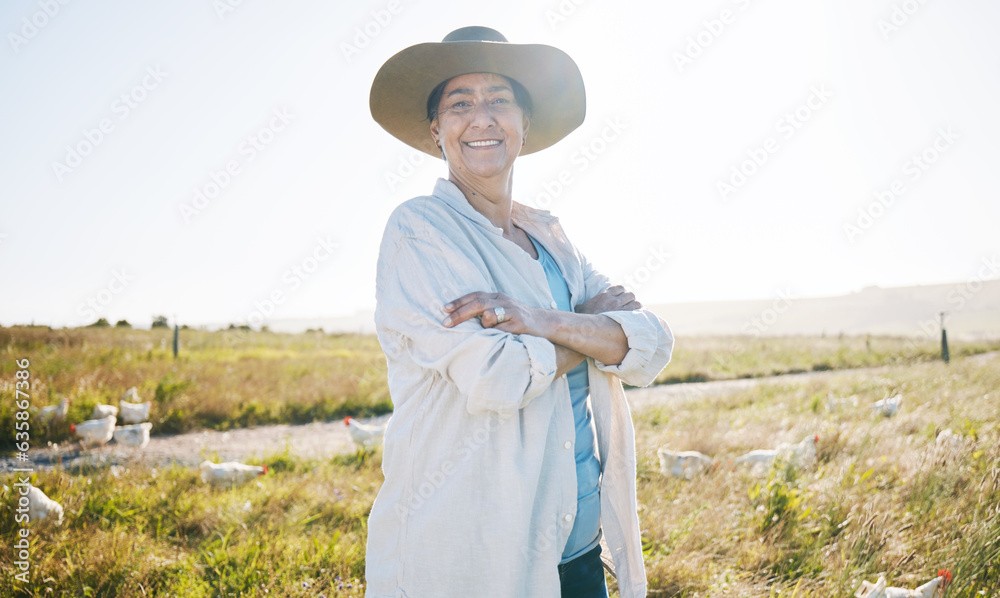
369, 26, 586, 158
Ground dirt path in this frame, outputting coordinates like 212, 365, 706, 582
2, 413, 393, 474
6, 353, 993, 474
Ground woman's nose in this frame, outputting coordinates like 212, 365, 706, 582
468, 101, 497, 127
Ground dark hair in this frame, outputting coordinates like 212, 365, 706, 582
426, 74, 533, 122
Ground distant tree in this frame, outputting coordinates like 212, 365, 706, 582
89, 318, 110, 327
260, 325, 271, 333
151, 315, 170, 328
115, 320, 132, 328
181, 324, 191, 330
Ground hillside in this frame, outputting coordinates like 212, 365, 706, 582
650, 280, 1000, 339
263, 280, 1000, 339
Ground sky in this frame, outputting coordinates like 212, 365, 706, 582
2, 0, 998, 330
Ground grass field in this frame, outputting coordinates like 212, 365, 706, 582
0, 326, 393, 451
1, 449, 380, 597
634, 353, 999, 597
651, 333, 1000, 384
1, 326, 998, 596
2, 326, 998, 452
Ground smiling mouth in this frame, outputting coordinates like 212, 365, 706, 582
465, 140, 502, 148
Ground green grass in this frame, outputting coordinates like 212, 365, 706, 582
633, 352, 1000, 596
5, 326, 998, 453
652, 334, 1000, 385
1, 326, 998, 596
0, 326, 392, 451
0, 450, 381, 597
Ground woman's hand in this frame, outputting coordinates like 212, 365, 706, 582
444, 289, 631, 367
574, 285, 642, 315
441, 292, 541, 335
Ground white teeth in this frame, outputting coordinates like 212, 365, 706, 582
467, 140, 501, 147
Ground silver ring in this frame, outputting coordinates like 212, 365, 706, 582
493, 306, 507, 323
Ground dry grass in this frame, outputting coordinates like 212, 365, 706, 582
0, 326, 391, 450
5, 325, 997, 453
2, 327, 998, 596
653, 334, 1000, 384
632, 353, 1000, 597
0, 449, 381, 597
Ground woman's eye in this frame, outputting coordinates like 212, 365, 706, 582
491, 97, 509, 104
452, 101, 471, 109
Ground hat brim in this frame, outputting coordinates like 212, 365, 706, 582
370, 40, 586, 158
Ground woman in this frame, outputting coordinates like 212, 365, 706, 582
366, 26, 673, 598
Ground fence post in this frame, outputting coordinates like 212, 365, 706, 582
940, 312, 949, 363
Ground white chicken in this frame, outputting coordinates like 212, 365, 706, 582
27, 485, 64, 525
656, 446, 715, 480
118, 386, 153, 424
872, 393, 902, 417
199, 460, 268, 486
71, 415, 117, 447
113, 422, 153, 449
935, 428, 968, 450
92, 403, 119, 419
735, 434, 818, 474
119, 395, 152, 424
855, 569, 951, 598
38, 397, 70, 424
344, 416, 387, 448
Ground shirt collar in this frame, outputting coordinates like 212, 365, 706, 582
432, 178, 502, 235
432, 177, 559, 236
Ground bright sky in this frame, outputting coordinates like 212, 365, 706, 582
2, 0, 998, 330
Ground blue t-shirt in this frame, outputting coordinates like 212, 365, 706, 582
526, 233, 602, 564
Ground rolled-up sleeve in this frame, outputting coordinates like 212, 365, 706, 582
577, 249, 674, 387
593, 310, 673, 387
376, 227, 558, 415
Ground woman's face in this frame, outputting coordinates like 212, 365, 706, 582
429, 73, 529, 180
